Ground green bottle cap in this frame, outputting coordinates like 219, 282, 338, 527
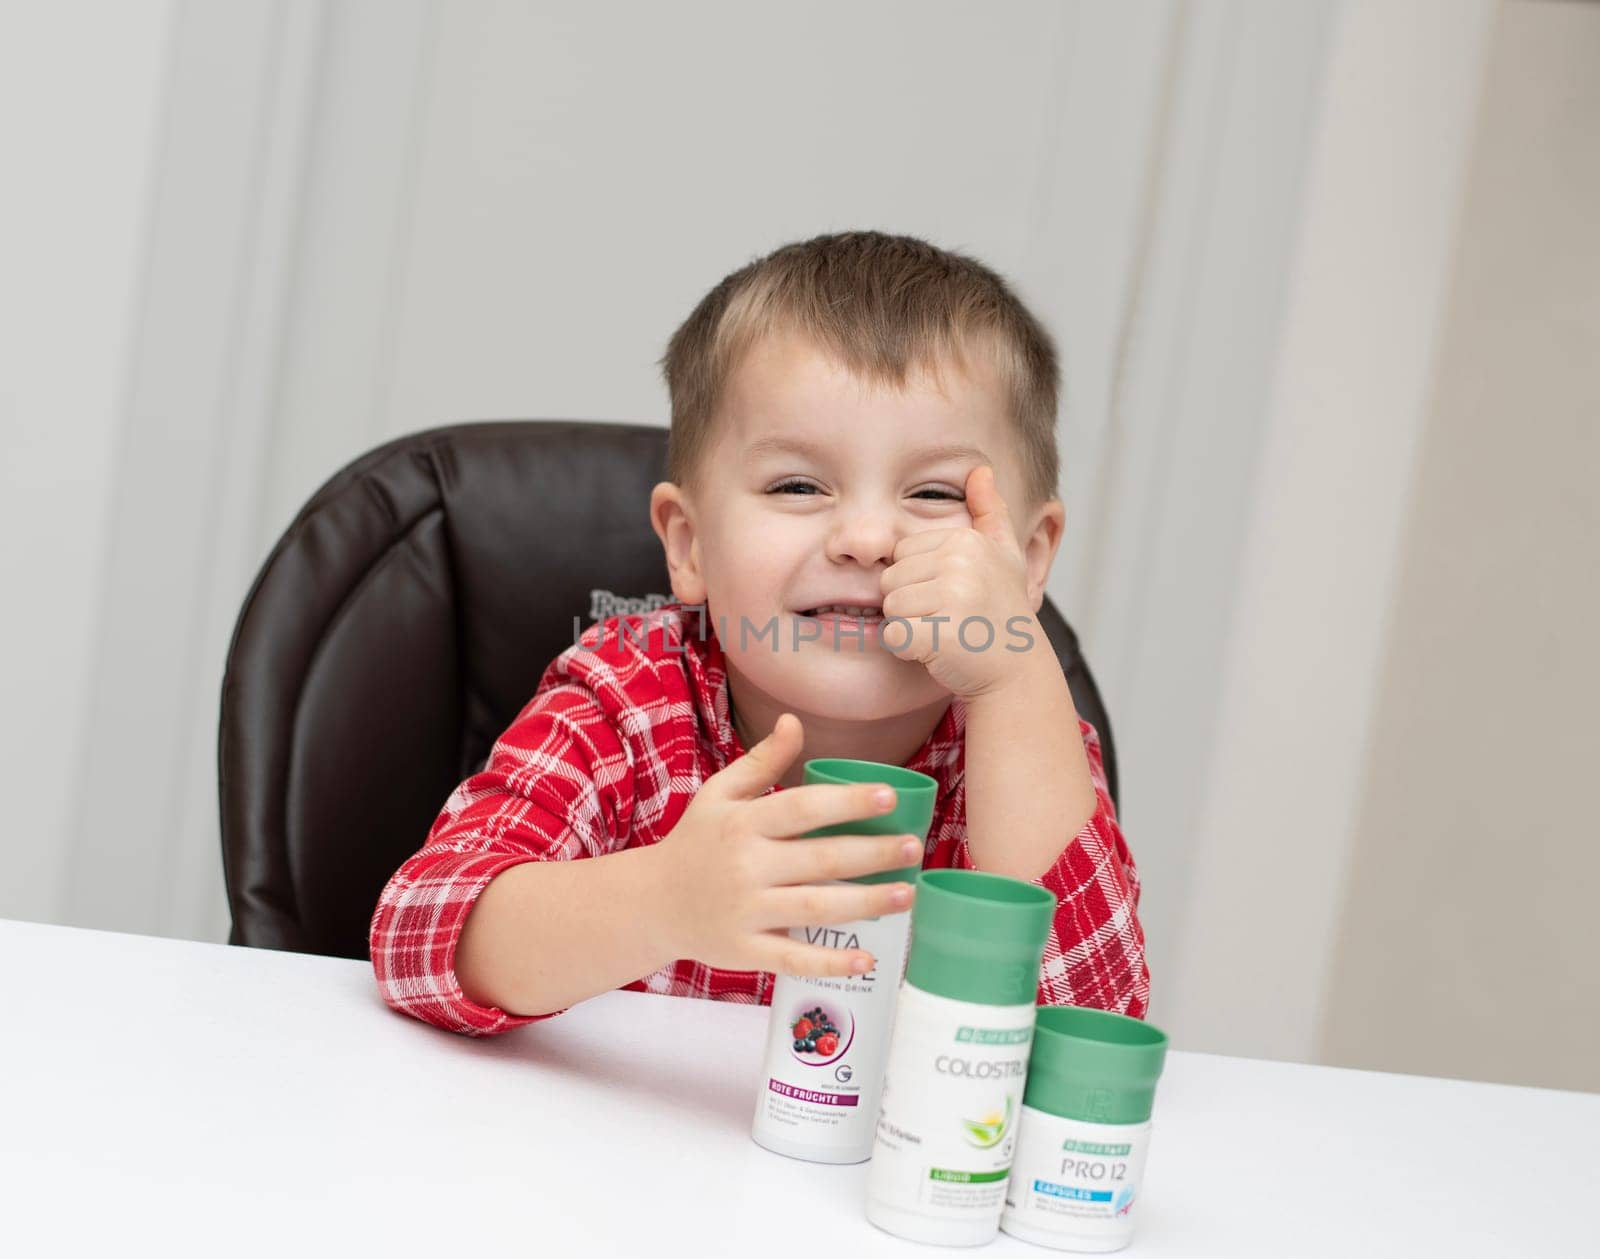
1022, 1006, 1169, 1124
904, 869, 1055, 1005
800, 758, 937, 885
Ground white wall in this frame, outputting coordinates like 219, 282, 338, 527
0, 0, 176, 923
1064, 0, 1335, 1015
1163, 0, 1497, 1064
1322, 0, 1600, 1093
58, 0, 326, 943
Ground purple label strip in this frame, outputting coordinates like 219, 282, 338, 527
768, 1079, 860, 1107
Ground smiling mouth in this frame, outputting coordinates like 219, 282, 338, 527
800, 605, 885, 620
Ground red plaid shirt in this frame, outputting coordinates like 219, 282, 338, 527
370, 601, 1149, 1035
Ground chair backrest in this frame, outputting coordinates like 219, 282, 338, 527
219, 421, 1118, 959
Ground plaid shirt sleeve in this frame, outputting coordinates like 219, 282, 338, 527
951, 718, 1151, 1019
367, 664, 636, 1037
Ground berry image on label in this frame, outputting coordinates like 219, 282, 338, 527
789, 1004, 854, 1065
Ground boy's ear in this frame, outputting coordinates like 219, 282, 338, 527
1021, 497, 1066, 614
649, 481, 708, 606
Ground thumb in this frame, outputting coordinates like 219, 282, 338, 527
965, 464, 1015, 547
718, 712, 804, 799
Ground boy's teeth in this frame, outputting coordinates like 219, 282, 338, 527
813, 604, 881, 617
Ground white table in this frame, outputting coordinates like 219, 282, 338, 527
1, 919, 1594, 1257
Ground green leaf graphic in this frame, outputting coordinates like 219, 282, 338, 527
959, 1094, 1014, 1149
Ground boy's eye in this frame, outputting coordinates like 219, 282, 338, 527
765, 479, 964, 502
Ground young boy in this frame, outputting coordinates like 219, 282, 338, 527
369, 230, 1149, 1035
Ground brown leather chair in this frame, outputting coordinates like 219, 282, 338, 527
218, 421, 1119, 960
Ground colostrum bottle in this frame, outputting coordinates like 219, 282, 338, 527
865, 868, 1055, 1246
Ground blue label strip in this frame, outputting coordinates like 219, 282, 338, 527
1033, 1181, 1112, 1202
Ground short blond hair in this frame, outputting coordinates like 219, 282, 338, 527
658, 230, 1060, 508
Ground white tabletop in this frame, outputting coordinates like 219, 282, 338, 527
1, 918, 1594, 1257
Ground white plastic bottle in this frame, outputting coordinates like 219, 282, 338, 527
866, 869, 1056, 1246
1000, 1006, 1169, 1253
751, 759, 936, 1164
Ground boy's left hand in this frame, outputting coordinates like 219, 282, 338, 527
879, 464, 1041, 701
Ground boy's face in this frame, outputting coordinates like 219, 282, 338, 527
651, 328, 1064, 732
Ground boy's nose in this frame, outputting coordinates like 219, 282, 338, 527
824, 507, 898, 569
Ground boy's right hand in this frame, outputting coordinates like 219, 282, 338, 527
653, 712, 922, 979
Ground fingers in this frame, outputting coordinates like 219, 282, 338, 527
756, 880, 916, 932
881, 579, 943, 622
766, 832, 923, 885
714, 712, 804, 799
746, 780, 897, 837
880, 551, 942, 596
891, 527, 963, 561
752, 929, 879, 980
